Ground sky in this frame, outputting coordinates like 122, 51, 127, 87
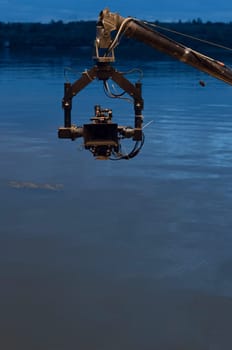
1, 0, 232, 23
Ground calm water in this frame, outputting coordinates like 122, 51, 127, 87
1, 49, 232, 349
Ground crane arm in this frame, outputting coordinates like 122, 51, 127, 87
59, 8, 232, 160
99, 8, 232, 85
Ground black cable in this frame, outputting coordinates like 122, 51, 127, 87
110, 132, 145, 160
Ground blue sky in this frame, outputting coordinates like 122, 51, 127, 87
1, 0, 232, 22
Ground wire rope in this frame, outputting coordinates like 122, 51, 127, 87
141, 20, 232, 52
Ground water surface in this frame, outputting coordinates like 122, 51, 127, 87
1, 50, 232, 349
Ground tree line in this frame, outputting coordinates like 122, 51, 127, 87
1, 19, 232, 59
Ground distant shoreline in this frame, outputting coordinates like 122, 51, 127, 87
1, 20, 232, 59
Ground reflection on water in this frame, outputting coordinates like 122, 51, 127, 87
1, 51, 232, 349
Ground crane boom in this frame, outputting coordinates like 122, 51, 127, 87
99, 8, 232, 85
59, 8, 232, 160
